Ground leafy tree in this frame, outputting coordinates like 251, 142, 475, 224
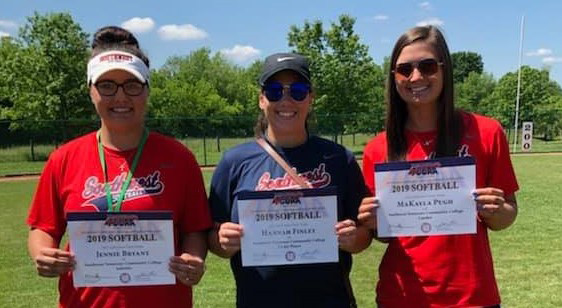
382, 56, 391, 77
485, 66, 557, 139
288, 15, 385, 136
533, 95, 562, 140
0, 12, 91, 142
150, 48, 258, 137
0, 37, 20, 111
455, 71, 496, 114
451, 51, 483, 84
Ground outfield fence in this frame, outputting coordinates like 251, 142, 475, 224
1, 116, 561, 168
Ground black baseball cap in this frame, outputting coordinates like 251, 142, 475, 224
258, 52, 311, 86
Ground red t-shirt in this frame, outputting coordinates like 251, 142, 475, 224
362, 112, 519, 308
27, 131, 212, 308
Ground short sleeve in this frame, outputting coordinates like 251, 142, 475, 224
179, 153, 212, 233
208, 153, 236, 223
343, 153, 369, 220
26, 155, 66, 242
362, 148, 375, 195
362, 134, 388, 196
486, 126, 519, 195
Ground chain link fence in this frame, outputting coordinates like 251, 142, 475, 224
1, 116, 561, 168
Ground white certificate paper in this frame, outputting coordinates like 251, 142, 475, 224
237, 187, 338, 267
375, 157, 476, 237
67, 211, 175, 287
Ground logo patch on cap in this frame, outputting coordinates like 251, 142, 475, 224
277, 56, 295, 62
99, 54, 134, 63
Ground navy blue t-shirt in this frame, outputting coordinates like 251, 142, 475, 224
209, 136, 368, 308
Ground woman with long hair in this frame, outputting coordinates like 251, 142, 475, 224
359, 26, 519, 307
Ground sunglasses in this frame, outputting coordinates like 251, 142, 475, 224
393, 58, 443, 80
94, 80, 146, 96
262, 82, 310, 102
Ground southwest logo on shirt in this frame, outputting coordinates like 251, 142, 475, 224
81, 171, 165, 211
255, 163, 331, 190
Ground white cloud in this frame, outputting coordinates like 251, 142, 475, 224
419, 2, 431, 10
0, 31, 10, 38
542, 57, 562, 64
121, 17, 155, 34
0, 20, 17, 29
526, 48, 552, 57
220, 45, 261, 62
417, 18, 444, 27
158, 24, 208, 40
373, 15, 389, 21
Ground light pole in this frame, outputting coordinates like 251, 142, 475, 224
513, 15, 525, 153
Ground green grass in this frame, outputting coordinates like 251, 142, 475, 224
180, 136, 255, 167
0, 144, 55, 163
0, 161, 46, 176
490, 155, 562, 306
506, 132, 562, 153
0, 155, 560, 307
0, 180, 59, 307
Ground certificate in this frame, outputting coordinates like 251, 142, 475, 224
375, 157, 476, 237
237, 187, 338, 267
67, 211, 175, 287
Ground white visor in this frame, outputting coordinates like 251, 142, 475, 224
87, 50, 149, 85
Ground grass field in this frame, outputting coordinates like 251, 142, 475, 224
0, 155, 561, 307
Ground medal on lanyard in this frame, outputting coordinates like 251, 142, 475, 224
97, 128, 149, 212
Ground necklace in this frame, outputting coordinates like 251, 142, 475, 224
408, 130, 436, 147
422, 138, 434, 146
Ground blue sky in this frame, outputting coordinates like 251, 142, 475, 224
3, 1, 562, 85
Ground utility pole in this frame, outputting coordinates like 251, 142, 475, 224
513, 15, 525, 153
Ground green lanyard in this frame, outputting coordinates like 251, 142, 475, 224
97, 128, 149, 212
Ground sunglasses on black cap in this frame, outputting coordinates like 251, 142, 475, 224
262, 82, 310, 102
393, 58, 443, 80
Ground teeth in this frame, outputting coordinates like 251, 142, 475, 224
278, 111, 296, 117
111, 107, 132, 113
411, 86, 428, 93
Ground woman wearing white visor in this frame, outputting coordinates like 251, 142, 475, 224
26, 26, 212, 308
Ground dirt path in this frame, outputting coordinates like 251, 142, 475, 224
0, 174, 41, 182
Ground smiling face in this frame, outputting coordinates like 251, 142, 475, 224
259, 70, 312, 146
90, 69, 148, 133
394, 41, 443, 111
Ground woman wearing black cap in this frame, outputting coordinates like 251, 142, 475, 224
208, 52, 372, 307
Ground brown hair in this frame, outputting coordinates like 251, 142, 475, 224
253, 109, 269, 137
90, 26, 149, 67
385, 25, 462, 161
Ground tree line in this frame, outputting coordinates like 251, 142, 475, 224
1, 12, 561, 146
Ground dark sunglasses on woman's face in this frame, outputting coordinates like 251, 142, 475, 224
94, 80, 146, 96
393, 58, 443, 80
262, 82, 311, 102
